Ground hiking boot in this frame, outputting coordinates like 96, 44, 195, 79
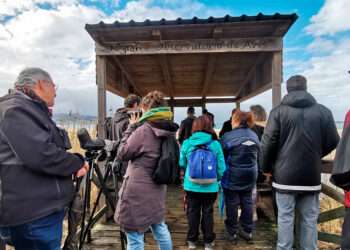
204, 242, 215, 250
238, 230, 253, 243
224, 230, 237, 244
187, 241, 196, 249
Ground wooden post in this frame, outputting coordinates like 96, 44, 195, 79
236, 102, 241, 109
272, 51, 282, 107
201, 98, 206, 112
96, 56, 107, 139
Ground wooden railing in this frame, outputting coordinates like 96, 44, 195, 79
317, 160, 345, 245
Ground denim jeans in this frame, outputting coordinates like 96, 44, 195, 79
342, 208, 350, 249
185, 191, 217, 243
0, 210, 65, 250
276, 192, 319, 250
126, 221, 172, 250
223, 188, 253, 235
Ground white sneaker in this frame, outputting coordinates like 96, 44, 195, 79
187, 241, 196, 249
204, 242, 215, 250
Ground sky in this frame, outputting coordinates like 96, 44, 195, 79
0, 0, 350, 127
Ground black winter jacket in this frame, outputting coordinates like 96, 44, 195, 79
0, 91, 84, 226
178, 116, 195, 144
111, 108, 129, 143
259, 90, 339, 192
111, 108, 130, 179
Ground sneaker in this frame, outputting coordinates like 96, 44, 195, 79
187, 241, 196, 249
204, 242, 215, 250
238, 230, 253, 243
224, 230, 237, 244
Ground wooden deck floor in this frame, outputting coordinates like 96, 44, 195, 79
84, 185, 277, 250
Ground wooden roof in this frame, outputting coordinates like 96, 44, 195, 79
86, 14, 297, 105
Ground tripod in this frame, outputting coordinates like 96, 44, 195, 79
78, 150, 127, 250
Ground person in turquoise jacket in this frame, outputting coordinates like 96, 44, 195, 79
179, 115, 225, 250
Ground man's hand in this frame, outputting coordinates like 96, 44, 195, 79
76, 162, 89, 177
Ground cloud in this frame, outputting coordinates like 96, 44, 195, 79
0, 0, 228, 117
306, 0, 350, 36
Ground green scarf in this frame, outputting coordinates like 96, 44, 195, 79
139, 107, 173, 123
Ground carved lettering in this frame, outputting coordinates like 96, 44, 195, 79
97, 38, 282, 55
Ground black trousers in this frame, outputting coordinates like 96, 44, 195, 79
223, 188, 253, 235
342, 208, 350, 250
186, 191, 217, 243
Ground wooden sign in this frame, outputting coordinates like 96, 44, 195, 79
96, 37, 282, 55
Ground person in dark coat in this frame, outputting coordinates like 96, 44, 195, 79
178, 106, 196, 144
111, 94, 141, 179
0, 68, 88, 250
221, 110, 259, 243
331, 110, 350, 249
260, 75, 339, 250
219, 108, 236, 138
115, 91, 178, 250
249, 105, 267, 140
250, 105, 267, 184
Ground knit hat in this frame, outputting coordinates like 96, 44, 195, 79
286, 75, 307, 92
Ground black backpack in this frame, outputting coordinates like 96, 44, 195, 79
152, 136, 180, 185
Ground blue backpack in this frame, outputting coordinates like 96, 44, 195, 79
188, 141, 217, 184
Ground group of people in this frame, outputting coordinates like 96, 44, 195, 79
0, 67, 348, 250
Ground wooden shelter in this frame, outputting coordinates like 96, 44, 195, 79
85, 13, 297, 137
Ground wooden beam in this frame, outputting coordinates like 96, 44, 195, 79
321, 183, 344, 204
236, 52, 266, 98
96, 56, 107, 139
201, 55, 217, 97
110, 56, 142, 95
158, 55, 174, 97
322, 160, 334, 174
96, 37, 283, 56
236, 82, 272, 103
170, 98, 236, 107
318, 206, 345, 224
318, 232, 341, 244
272, 51, 282, 107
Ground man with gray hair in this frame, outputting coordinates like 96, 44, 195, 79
260, 75, 339, 250
0, 67, 89, 249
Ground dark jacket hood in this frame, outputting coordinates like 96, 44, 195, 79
1, 90, 49, 115
281, 90, 316, 108
147, 120, 179, 137
114, 108, 129, 123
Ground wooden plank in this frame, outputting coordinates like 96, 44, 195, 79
321, 183, 344, 204
109, 56, 142, 95
96, 56, 107, 139
236, 83, 272, 103
322, 160, 334, 174
201, 54, 217, 97
272, 51, 282, 107
318, 206, 345, 224
158, 55, 174, 97
171, 98, 236, 107
96, 37, 283, 56
318, 232, 341, 244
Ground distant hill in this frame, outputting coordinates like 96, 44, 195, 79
53, 112, 97, 122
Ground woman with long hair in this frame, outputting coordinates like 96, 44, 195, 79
220, 110, 259, 243
114, 91, 178, 250
179, 115, 225, 250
